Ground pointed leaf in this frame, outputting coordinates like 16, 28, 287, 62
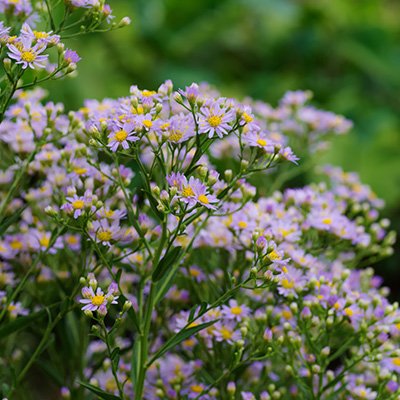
152, 246, 182, 282
130, 339, 140, 390
0, 303, 59, 339
77, 380, 120, 400
150, 320, 218, 363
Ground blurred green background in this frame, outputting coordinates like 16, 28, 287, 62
49, 0, 400, 287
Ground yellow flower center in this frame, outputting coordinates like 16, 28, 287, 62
104, 209, 115, 217
114, 130, 128, 142
344, 308, 353, 317
169, 130, 183, 142
208, 115, 222, 127
190, 268, 200, 277
73, 200, 84, 209
243, 112, 253, 123
282, 310, 292, 319
334, 302, 340, 310
74, 168, 87, 175
190, 385, 203, 393
220, 327, 232, 340
257, 138, 267, 146
238, 221, 247, 228
141, 90, 156, 97
181, 186, 194, 197
10, 241, 23, 249
21, 51, 36, 63
198, 194, 209, 204
143, 120, 153, 129
322, 218, 332, 225
392, 358, 400, 367
39, 237, 50, 247
33, 31, 48, 39
66, 236, 78, 244
268, 250, 282, 261
281, 277, 295, 289
91, 295, 105, 306
231, 306, 242, 315
97, 231, 112, 242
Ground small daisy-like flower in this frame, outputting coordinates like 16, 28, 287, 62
64, 48, 81, 64
80, 286, 107, 312
21, 23, 60, 46
213, 321, 241, 344
221, 299, 251, 322
61, 192, 94, 219
243, 131, 275, 153
198, 100, 235, 138
178, 83, 200, 104
91, 219, 125, 246
7, 37, 48, 69
279, 146, 299, 164
8, 301, 29, 319
192, 184, 218, 210
107, 122, 138, 152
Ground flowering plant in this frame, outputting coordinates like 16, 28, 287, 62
0, 3, 398, 400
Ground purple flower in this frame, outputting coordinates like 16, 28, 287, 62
64, 49, 81, 64
80, 286, 107, 312
107, 122, 139, 152
198, 100, 235, 138
21, 23, 60, 46
178, 83, 200, 103
7, 37, 48, 69
221, 299, 251, 322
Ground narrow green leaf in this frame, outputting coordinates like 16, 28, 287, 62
152, 246, 182, 282
110, 347, 120, 361
151, 320, 218, 363
0, 304, 59, 339
154, 267, 178, 305
130, 339, 140, 389
0, 205, 27, 235
77, 380, 120, 400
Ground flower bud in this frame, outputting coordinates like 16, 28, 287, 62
224, 169, 233, 182
123, 301, 132, 312
118, 17, 132, 27
151, 185, 161, 196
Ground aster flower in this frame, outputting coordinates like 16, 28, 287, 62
61, 191, 95, 219
198, 100, 235, 138
221, 299, 251, 322
63, 48, 81, 65
91, 219, 126, 246
80, 286, 107, 312
279, 146, 299, 164
213, 321, 241, 344
107, 122, 138, 152
243, 131, 275, 152
20, 23, 60, 46
178, 83, 200, 104
8, 301, 29, 319
7, 36, 48, 69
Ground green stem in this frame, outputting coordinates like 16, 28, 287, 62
101, 320, 124, 398
134, 219, 167, 399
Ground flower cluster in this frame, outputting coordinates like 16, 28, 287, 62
0, 78, 396, 400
